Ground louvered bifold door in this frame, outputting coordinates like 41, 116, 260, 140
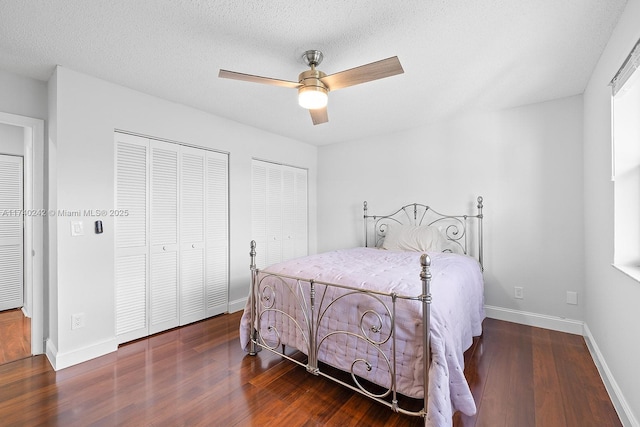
0, 154, 24, 311
205, 151, 228, 317
293, 167, 308, 258
251, 160, 268, 268
149, 140, 180, 334
280, 165, 308, 261
179, 146, 206, 325
252, 160, 308, 267
266, 163, 283, 266
115, 133, 149, 343
281, 166, 296, 261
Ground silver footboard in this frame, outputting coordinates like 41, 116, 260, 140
248, 240, 432, 423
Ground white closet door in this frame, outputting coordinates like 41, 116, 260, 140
205, 151, 228, 317
293, 167, 308, 258
266, 163, 283, 266
115, 134, 149, 343
149, 140, 179, 334
0, 154, 23, 311
281, 166, 296, 261
279, 165, 308, 260
116, 132, 230, 342
251, 160, 308, 268
251, 160, 268, 268
180, 146, 206, 325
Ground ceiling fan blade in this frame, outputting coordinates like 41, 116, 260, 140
218, 69, 300, 89
320, 56, 404, 91
310, 107, 328, 125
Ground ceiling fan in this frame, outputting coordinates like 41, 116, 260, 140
218, 50, 404, 125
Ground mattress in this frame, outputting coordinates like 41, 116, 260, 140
240, 247, 484, 426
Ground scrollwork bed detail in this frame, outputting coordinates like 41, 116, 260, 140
244, 196, 485, 426
248, 241, 433, 418
364, 196, 484, 270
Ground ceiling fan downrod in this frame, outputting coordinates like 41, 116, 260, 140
302, 50, 324, 68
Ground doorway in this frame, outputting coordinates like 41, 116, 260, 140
0, 151, 30, 363
0, 113, 44, 364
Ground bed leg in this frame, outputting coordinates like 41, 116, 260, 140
249, 240, 258, 356
477, 196, 484, 271
420, 254, 432, 426
249, 329, 257, 356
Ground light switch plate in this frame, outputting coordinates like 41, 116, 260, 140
71, 221, 84, 236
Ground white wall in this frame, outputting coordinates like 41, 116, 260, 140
0, 69, 48, 120
318, 95, 585, 325
0, 123, 24, 155
47, 66, 317, 368
583, 0, 640, 424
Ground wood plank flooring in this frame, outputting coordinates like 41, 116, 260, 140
0, 311, 621, 426
0, 308, 31, 365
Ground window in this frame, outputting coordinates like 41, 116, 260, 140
611, 37, 640, 278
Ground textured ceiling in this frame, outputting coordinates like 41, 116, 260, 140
0, 0, 628, 145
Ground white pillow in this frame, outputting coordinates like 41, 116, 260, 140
381, 224, 448, 252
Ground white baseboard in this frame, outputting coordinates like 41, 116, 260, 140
484, 305, 584, 335
44, 299, 249, 372
228, 297, 247, 313
45, 337, 118, 371
584, 324, 639, 427
45, 339, 58, 369
485, 305, 637, 426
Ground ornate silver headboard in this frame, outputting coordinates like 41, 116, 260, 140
364, 196, 484, 269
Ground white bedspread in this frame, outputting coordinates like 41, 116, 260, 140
240, 247, 484, 427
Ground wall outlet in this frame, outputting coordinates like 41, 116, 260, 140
71, 313, 85, 330
566, 291, 578, 305
514, 286, 524, 299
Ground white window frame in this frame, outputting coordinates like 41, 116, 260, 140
611, 37, 640, 282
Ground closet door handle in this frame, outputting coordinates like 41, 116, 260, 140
192, 244, 196, 249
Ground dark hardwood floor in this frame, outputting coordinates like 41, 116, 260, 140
0, 308, 31, 365
0, 311, 621, 426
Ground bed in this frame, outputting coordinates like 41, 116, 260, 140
240, 197, 485, 427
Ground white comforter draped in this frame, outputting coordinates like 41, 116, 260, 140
240, 247, 484, 427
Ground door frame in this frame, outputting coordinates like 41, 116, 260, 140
0, 111, 44, 355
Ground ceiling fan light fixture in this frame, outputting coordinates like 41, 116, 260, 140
298, 85, 328, 109
219, 50, 403, 125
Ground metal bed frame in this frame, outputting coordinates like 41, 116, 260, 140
247, 196, 484, 424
